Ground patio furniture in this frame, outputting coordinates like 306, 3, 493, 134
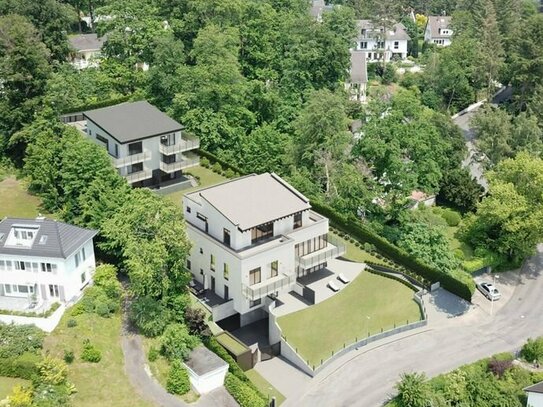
327, 280, 340, 292
337, 273, 351, 284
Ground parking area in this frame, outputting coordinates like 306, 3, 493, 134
471, 271, 519, 316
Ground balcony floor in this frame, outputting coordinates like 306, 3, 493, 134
190, 279, 229, 308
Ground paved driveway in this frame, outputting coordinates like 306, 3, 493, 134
277, 245, 543, 406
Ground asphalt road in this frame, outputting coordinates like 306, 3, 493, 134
285, 244, 543, 407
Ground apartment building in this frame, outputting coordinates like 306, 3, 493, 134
82, 101, 199, 188
0, 217, 97, 311
355, 20, 410, 61
183, 173, 344, 327
424, 16, 453, 47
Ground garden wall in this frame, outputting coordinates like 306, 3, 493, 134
0, 304, 65, 332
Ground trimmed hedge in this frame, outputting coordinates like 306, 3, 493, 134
61, 95, 135, 114
224, 374, 268, 407
198, 149, 245, 176
0, 352, 41, 379
311, 201, 475, 301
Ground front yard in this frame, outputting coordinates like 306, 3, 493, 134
277, 270, 422, 367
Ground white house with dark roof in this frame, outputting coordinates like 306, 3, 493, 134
82, 100, 199, 188
355, 20, 410, 61
0, 217, 97, 314
424, 16, 453, 47
183, 173, 344, 327
346, 50, 368, 103
68, 33, 106, 69
525, 381, 543, 407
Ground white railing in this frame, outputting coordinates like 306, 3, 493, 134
159, 135, 200, 155
159, 156, 200, 173
124, 168, 153, 184
242, 273, 296, 301
114, 150, 151, 168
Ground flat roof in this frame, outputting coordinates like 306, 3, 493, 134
184, 346, 228, 376
83, 101, 183, 144
186, 173, 311, 231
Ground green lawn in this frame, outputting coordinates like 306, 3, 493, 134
0, 377, 30, 399
277, 271, 422, 367
215, 332, 248, 356
0, 176, 50, 219
44, 313, 151, 407
163, 166, 227, 205
245, 369, 285, 406
331, 231, 389, 266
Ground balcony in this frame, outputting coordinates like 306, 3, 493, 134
114, 150, 151, 168
242, 273, 296, 301
124, 168, 153, 184
160, 153, 199, 173
159, 134, 200, 155
296, 236, 346, 270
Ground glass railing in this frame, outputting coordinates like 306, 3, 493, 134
114, 149, 151, 168
242, 273, 296, 301
296, 236, 346, 270
159, 134, 200, 155
124, 168, 153, 183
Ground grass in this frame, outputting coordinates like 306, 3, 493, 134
163, 166, 227, 205
330, 231, 389, 266
245, 369, 285, 406
43, 312, 151, 407
0, 176, 50, 219
0, 377, 31, 399
277, 271, 422, 367
215, 332, 248, 356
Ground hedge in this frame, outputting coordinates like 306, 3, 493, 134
198, 149, 246, 176
0, 352, 41, 379
365, 266, 420, 292
311, 201, 475, 301
61, 94, 136, 115
224, 374, 268, 407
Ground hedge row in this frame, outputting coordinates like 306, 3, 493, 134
311, 201, 475, 301
61, 94, 136, 114
198, 149, 246, 176
225, 374, 268, 407
0, 352, 41, 380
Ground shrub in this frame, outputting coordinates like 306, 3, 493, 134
66, 319, 77, 328
148, 346, 159, 362
224, 168, 236, 179
38, 355, 68, 385
205, 337, 246, 380
166, 360, 190, 395
224, 373, 267, 407
5, 385, 33, 407
200, 157, 210, 168
441, 209, 462, 227
364, 243, 376, 252
488, 357, 513, 378
160, 323, 199, 361
63, 350, 74, 364
94, 300, 111, 318
0, 352, 41, 379
0, 323, 45, 359
521, 337, 543, 363
211, 162, 222, 174
81, 340, 101, 363
454, 249, 465, 260
130, 296, 171, 337
184, 308, 211, 338
93, 264, 122, 299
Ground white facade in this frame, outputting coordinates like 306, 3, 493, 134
527, 391, 543, 407
70, 49, 101, 70
424, 16, 453, 47
184, 363, 228, 394
355, 21, 410, 62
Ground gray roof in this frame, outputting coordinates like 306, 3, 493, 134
0, 218, 97, 259
84, 101, 183, 144
186, 173, 311, 231
525, 381, 543, 394
356, 20, 411, 41
349, 51, 367, 83
309, 0, 335, 19
69, 33, 105, 52
426, 16, 452, 38
184, 346, 228, 376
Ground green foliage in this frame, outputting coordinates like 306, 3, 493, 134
148, 346, 159, 363
66, 319, 77, 328
521, 337, 543, 363
130, 296, 171, 337
437, 168, 484, 213
0, 323, 45, 359
63, 350, 74, 364
160, 323, 199, 362
5, 384, 33, 407
395, 372, 432, 407
224, 373, 268, 407
184, 307, 211, 338
211, 162, 223, 174
37, 355, 68, 386
166, 360, 190, 395
200, 157, 211, 168
81, 339, 101, 363
440, 209, 462, 227
70, 286, 117, 318
205, 337, 247, 380
0, 352, 41, 380
93, 264, 122, 300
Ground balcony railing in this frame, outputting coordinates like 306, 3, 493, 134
159, 134, 200, 155
296, 236, 346, 270
114, 150, 151, 168
242, 273, 296, 301
124, 168, 153, 184
159, 155, 200, 173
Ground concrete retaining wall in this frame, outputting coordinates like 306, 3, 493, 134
0, 304, 66, 332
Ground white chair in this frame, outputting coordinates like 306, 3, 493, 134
337, 273, 351, 284
328, 280, 340, 292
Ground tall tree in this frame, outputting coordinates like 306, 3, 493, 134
472, 106, 513, 165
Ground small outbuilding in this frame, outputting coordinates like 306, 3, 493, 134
184, 346, 229, 394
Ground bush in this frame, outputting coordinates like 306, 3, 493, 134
38, 355, 68, 385
211, 162, 222, 174
364, 243, 376, 252
200, 157, 210, 168
71, 286, 116, 318
93, 264, 122, 299
205, 337, 246, 380
453, 249, 465, 260
161, 323, 199, 361
0, 352, 41, 379
224, 374, 267, 407
521, 337, 543, 363
0, 323, 45, 359
66, 319, 77, 328
130, 296, 171, 337
224, 168, 236, 179
94, 301, 111, 318
441, 209, 462, 227
184, 308, 211, 338
148, 346, 159, 362
81, 340, 101, 363
63, 350, 74, 364
487, 357, 513, 378
166, 360, 191, 395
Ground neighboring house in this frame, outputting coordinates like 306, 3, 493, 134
525, 381, 543, 407
346, 51, 368, 103
355, 20, 410, 62
424, 16, 453, 47
68, 33, 106, 69
408, 190, 436, 210
82, 101, 199, 188
183, 173, 344, 327
0, 216, 97, 311
309, 0, 335, 22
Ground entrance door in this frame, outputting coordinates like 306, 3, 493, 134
210, 276, 215, 293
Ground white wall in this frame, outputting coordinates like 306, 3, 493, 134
356, 39, 408, 61
528, 392, 543, 407
185, 364, 228, 395
0, 303, 65, 333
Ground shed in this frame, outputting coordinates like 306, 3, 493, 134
183, 346, 229, 394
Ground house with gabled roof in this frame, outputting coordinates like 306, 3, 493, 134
355, 20, 410, 62
68, 33, 107, 69
346, 50, 368, 103
424, 16, 453, 47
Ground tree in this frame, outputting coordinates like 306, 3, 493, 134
130, 296, 171, 337
396, 372, 432, 407
93, 264, 122, 299
160, 323, 199, 361
184, 307, 211, 338
472, 106, 513, 165
166, 360, 191, 395
437, 168, 484, 213
239, 124, 288, 175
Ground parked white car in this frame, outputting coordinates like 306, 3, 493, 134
477, 282, 501, 301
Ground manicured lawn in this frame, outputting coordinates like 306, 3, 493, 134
331, 231, 389, 266
163, 166, 226, 205
277, 271, 422, 367
245, 369, 285, 406
0, 377, 30, 399
0, 176, 50, 219
43, 313, 151, 407
215, 332, 248, 356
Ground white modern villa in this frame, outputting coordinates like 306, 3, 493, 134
0, 216, 97, 313
183, 173, 345, 328
355, 20, 410, 62
81, 101, 199, 188
424, 16, 453, 47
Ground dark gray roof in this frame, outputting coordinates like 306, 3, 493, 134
309, 0, 335, 19
0, 218, 97, 259
356, 20, 411, 41
83, 101, 183, 144
69, 33, 105, 52
349, 51, 367, 83
426, 16, 452, 38
184, 346, 228, 376
525, 381, 543, 394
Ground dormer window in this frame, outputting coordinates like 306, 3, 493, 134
6, 226, 40, 248
39, 235, 48, 245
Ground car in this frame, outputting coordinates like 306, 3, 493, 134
477, 282, 501, 301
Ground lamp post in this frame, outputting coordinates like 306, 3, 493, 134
490, 274, 499, 316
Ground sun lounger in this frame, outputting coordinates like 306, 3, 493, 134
337, 273, 351, 284
328, 280, 340, 292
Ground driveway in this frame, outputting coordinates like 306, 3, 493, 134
276, 244, 543, 406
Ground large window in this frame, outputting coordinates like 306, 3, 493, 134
250, 223, 273, 244
271, 261, 278, 278
223, 228, 231, 246
250, 299, 261, 308
295, 234, 328, 257
160, 133, 176, 146
293, 213, 302, 229
96, 134, 109, 148
360, 41, 368, 49
49, 284, 59, 297
249, 267, 261, 285
128, 141, 143, 156
128, 162, 143, 174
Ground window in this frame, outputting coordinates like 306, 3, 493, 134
394, 41, 399, 49
293, 213, 302, 229
75, 252, 81, 268
39, 235, 48, 245
96, 134, 109, 148
186, 206, 191, 213
199, 247, 203, 255
196, 213, 207, 222
361, 29, 366, 36
4, 284, 10, 294
18, 285, 29, 294
15, 261, 25, 271
49, 284, 60, 297
250, 299, 261, 308
295, 234, 328, 257
81, 272, 86, 284
0, 260, 4, 271
41, 263, 57, 273
360, 41, 367, 49
224, 285, 229, 301
114, 144, 119, 158
376, 41, 384, 49
5, 261, 11, 270
249, 267, 261, 285
271, 261, 278, 278
224, 263, 229, 280
223, 229, 231, 246
250, 223, 273, 244
32, 262, 38, 272
82, 247, 86, 261
160, 133, 176, 146
186, 259, 191, 270
162, 153, 176, 164
128, 162, 143, 174
210, 254, 215, 271
128, 141, 143, 156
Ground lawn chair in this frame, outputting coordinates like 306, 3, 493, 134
328, 280, 340, 292
337, 273, 351, 284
